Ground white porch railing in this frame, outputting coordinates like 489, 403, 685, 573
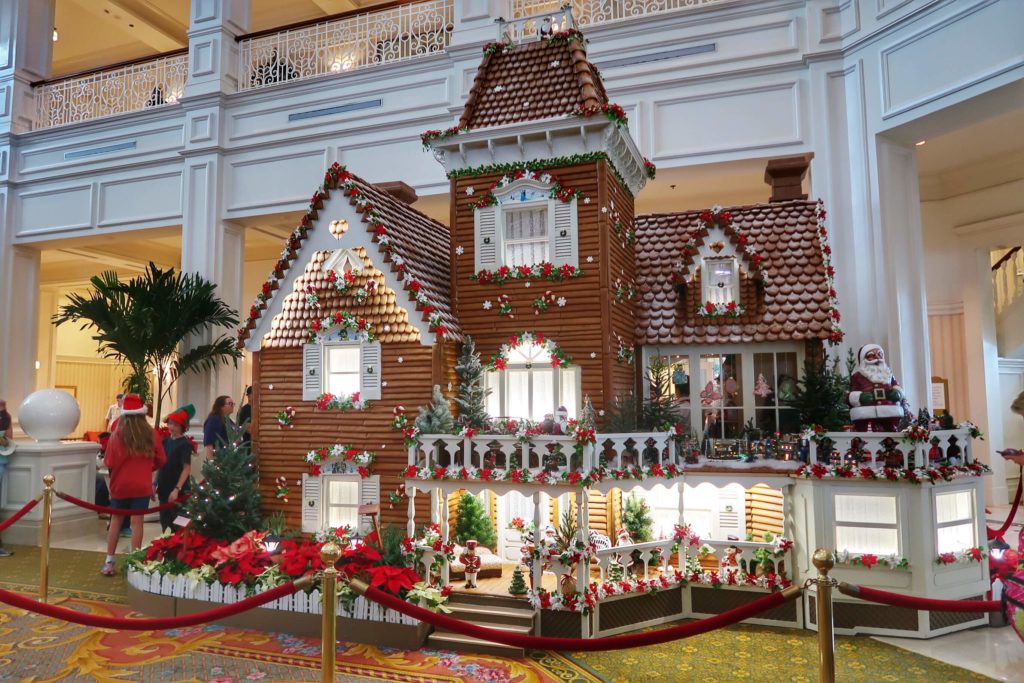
807, 428, 974, 469
238, 0, 454, 92
592, 538, 677, 580
34, 51, 188, 129
509, 0, 732, 36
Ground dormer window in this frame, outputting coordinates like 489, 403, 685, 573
703, 257, 739, 305
474, 178, 578, 271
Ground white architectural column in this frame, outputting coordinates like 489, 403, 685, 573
184, 0, 250, 98
179, 153, 246, 415
963, 249, 1008, 505
0, 0, 54, 135
451, 0, 505, 45
0, 240, 40, 421
872, 138, 931, 408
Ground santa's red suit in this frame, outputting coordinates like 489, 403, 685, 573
460, 541, 482, 588
848, 344, 905, 432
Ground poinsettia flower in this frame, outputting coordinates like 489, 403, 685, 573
368, 565, 420, 594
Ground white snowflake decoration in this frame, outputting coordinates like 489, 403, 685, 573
493, 85, 504, 93
601, 207, 608, 214
584, 197, 591, 204
599, 409, 606, 417
455, 245, 465, 255
586, 256, 594, 263
382, 381, 388, 388
465, 187, 474, 196
590, 352, 597, 359
556, 297, 567, 307
524, 282, 531, 288
483, 300, 493, 310
383, 324, 391, 332
550, 60, 561, 67
522, 101, 530, 108
397, 356, 404, 364
268, 384, 274, 391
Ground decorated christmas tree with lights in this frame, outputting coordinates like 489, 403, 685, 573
181, 423, 263, 541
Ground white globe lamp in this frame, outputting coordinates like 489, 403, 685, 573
19, 389, 81, 443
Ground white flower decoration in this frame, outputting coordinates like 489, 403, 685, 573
268, 384, 274, 391
550, 60, 561, 67
599, 409, 606, 417
397, 356, 404, 364
586, 256, 594, 263
556, 297, 567, 307
711, 204, 723, 214
483, 300, 493, 310
524, 282, 531, 288
455, 245, 465, 255
382, 381, 388, 388
590, 352, 597, 359
465, 187, 474, 196
601, 207, 608, 214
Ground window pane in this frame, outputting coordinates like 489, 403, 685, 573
937, 523, 976, 553
753, 353, 776, 407
706, 258, 735, 304
836, 526, 899, 555
559, 368, 579, 418
507, 370, 530, 419
328, 373, 360, 397
755, 409, 777, 435
935, 491, 973, 524
327, 479, 359, 505
532, 369, 554, 422
328, 346, 359, 373
778, 409, 800, 435
776, 353, 798, 406
504, 208, 548, 267
327, 506, 359, 530
484, 372, 500, 418
835, 494, 897, 524
508, 342, 550, 365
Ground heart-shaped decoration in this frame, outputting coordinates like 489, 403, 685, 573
709, 241, 726, 254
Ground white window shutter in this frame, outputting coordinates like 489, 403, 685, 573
302, 343, 322, 401
474, 206, 500, 271
359, 475, 381, 533
716, 485, 745, 539
551, 198, 578, 267
360, 341, 382, 400
301, 474, 322, 533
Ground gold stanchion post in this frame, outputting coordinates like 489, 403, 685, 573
812, 548, 836, 683
320, 542, 341, 683
38, 474, 55, 603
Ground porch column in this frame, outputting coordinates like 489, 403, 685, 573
0, 243, 39, 423
407, 488, 416, 538
440, 489, 451, 584
576, 491, 589, 590
532, 491, 544, 593
0, 0, 54, 135
184, 0, 249, 98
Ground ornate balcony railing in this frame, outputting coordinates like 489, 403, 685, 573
238, 0, 454, 92
807, 428, 974, 469
508, 0, 732, 36
34, 50, 188, 130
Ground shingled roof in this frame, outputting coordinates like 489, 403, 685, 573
458, 32, 607, 130
635, 199, 840, 345
240, 164, 459, 348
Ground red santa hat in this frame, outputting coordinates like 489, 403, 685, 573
120, 394, 148, 416
165, 404, 196, 428
465, 539, 478, 549
857, 344, 883, 366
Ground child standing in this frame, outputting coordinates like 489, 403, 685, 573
101, 394, 166, 576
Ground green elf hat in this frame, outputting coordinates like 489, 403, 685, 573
165, 404, 196, 428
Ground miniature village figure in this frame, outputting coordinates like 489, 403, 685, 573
848, 344, 909, 432
460, 539, 482, 589
720, 545, 743, 574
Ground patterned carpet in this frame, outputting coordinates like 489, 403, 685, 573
0, 545, 997, 682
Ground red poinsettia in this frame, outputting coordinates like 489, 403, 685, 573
368, 565, 420, 595
859, 554, 879, 569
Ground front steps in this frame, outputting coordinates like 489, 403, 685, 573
427, 591, 535, 657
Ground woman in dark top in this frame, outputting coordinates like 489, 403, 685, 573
237, 386, 253, 443
203, 395, 235, 461
158, 405, 195, 532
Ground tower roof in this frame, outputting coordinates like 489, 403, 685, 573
458, 31, 607, 130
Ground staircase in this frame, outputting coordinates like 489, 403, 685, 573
427, 592, 536, 657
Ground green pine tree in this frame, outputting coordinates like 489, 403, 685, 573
182, 423, 262, 541
453, 336, 490, 429
453, 492, 497, 549
582, 394, 597, 428
642, 359, 682, 431
790, 354, 850, 431
507, 564, 528, 595
622, 494, 653, 543
415, 385, 456, 434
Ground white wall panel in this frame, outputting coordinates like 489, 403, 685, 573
928, 312, 968, 421
16, 183, 93, 237
819, 0, 861, 43
651, 81, 802, 159
880, 0, 1024, 117
226, 149, 329, 212
97, 172, 183, 227
18, 122, 186, 177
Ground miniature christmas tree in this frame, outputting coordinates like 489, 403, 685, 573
453, 492, 497, 549
415, 384, 456, 434
508, 564, 528, 595
622, 494, 653, 543
753, 373, 773, 397
790, 354, 849, 431
182, 423, 262, 541
607, 558, 626, 582
582, 394, 597, 428
453, 336, 490, 429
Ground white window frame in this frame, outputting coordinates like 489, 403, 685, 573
832, 492, 902, 557
474, 178, 578, 270
323, 341, 361, 396
701, 256, 740, 306
322, 474, 363, 531
932, 488, 977, 554
502, 204, 550, 267
485, 345, 581, 421
752, 350, 800, 435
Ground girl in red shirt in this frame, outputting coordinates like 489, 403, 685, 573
101, 394, 165, 576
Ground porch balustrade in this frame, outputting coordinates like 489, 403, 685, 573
807, 428, 974, 469
508, 0, 733, 37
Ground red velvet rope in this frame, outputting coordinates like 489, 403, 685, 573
0, 581, 300, 630
357, 583, 794, 651
986, 476, 1022, 541
0, 496, 40, 533
839, 583, 1000, 613
57, 491, 189, 516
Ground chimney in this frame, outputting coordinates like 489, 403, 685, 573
376, 181, 418, 205
764, 153, 813, 202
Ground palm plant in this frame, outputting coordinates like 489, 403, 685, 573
53, 262, 242, 422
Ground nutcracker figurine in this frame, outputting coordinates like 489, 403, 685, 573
460, 539, 482, 589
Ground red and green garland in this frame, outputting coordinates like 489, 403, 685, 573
670, 205, 766, 287
446, 152, 635, 198
571, 102, 628, 128
696, 301, 745, 318
305, 443, 376, 478
487, 332, 573, 370
795, 461, 991, 484
470, 168, 588, 210
471, 261, 584, 285
404, 462, 685, 488
325, 269, 378, 304
420, 125, 468, 149
815, 200, 844, 345
315, 391, 369, 411
308, 311, 374, 343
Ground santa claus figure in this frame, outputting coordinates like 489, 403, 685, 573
460, 539, 482, 589
848, 344, 908, 432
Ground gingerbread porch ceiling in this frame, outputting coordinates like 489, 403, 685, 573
635, 199, 841, 346
240, 164, 460, 352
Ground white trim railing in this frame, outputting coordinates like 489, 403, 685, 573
238, 0, 454, 92
509, 0, 733, 36
807, 428, 974, 469
34, 51, 188, 129
592, 538, 677, 580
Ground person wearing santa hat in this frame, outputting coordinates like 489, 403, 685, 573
101, 394, 166, 576
157, 404, 196, 532
848, 344, 909, 432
